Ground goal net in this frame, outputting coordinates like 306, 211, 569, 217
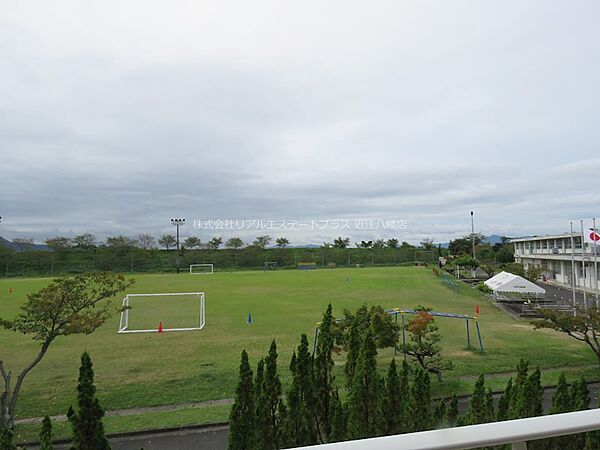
190, 264, 214, 274
264, 261, 278, 271
118, 292, 205, 334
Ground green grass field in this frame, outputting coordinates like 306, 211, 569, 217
0, 266, 597, 437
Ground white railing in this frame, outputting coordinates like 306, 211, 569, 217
294, 409, 600, 450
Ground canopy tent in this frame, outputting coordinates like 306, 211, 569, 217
484, 271, 546, 296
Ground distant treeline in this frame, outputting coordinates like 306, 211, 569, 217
0, 246, 434, 277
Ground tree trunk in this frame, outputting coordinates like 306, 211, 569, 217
0, 361, 11, 428
3, 341, 51, 428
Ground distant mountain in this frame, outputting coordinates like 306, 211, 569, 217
483, 234, 504, 245
440, 234, 507, 249
0, 236, 53, 252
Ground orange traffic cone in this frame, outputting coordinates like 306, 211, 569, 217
158, 321, 163, 333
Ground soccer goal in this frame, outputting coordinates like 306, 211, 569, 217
190, 263, 214, 274
118, 292, 205, 334
264, 261, 278, 271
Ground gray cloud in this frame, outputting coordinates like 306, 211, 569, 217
1, 1, 599, 245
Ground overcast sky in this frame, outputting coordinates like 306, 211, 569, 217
1, 1, 599, 245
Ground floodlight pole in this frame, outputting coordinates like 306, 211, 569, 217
470, 211, 476, 260
581, 220, 587, 308
594, 217, 598, 306
570, 221, 576, 313
171, 218, 186, 273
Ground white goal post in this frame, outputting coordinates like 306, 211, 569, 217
118, 292, 205, 334
190, 263, 214, 274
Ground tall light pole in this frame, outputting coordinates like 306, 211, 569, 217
171, 218, 185, 273
471, 211, 476, 260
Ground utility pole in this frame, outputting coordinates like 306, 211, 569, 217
171, 218, 185, 273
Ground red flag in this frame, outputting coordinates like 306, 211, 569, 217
589, 230, 600, 242
158, 321, 163, 333
475, 304, 480, 316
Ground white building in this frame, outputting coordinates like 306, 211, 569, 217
512, 233, 600, 292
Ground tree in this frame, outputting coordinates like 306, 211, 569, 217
386, 238, 399, 249
253, 235, 272, 249
228, 350, 255, 450
465, 375, 487, 425
72, 234, 97, 249
447, 394, 459, 427
403, 307, 452, 381
496, 378, 513, 421
548, 373, 572, 450
158, 234, 176, 250
343, 315, 362, 388
136, 234, 156, 250
329, 390, 347, 442
208, 237, 223, 250
420, 238, 435, 250
104, 235, 137, 248
373, 239, 386, 250
0, 427, 16, 450
67, 352, 109, 450
183, 236, 201, 249
355, 241, 373, 249
513, 367, 543, 419
0, 273, 133, 428
533, 306, 600, 366
348, 330, 381, 439
226, 237, 244, 250
45, 237, 72, 251
509, 359, 529, 419
39, 416, 54, 450
256, 340, 283, 450
411, 368, 432, 432
332, 237, 350, 249
286, 335, 317, 446
382, 359, 403, 435
314, 304, 335, 442
275, 237, 290, 249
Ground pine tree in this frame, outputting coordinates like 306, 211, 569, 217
330, 390, 347, 443
67, 351, 110, 450
433, 398, 447, 428
571, 376, 590, 411
344, 315, 361, 388
314, 304, 335, 442
382, 359, 402, 435
509, 359, 529, 419
585, 430, 600, 450
40, 416, 54, 450
550, 373, 571, 414
514, 367, 543, 419
348, 330, 381, 439
484, 388, 495, 423
466, 375, 486, 425
258, 340, 283, 450
255, 358, 265, 402
228, 350, 255, 450
398, 360, 411, 433
446, 394, 459, 427
571, 376, 590, 450
0, 427, 17, 450
548, 373, 572, 450
411, 368, 432, 432
496, 378, 513, 421
286, 335, 318, 447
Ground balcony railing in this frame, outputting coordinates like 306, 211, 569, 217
294, 409, 600, 450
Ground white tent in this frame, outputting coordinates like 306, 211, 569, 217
484, 271, 546, 296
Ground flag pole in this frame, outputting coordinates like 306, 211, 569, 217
594, 217, 598, 307
581, 220, 587, 309
570, 221, 576, 314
